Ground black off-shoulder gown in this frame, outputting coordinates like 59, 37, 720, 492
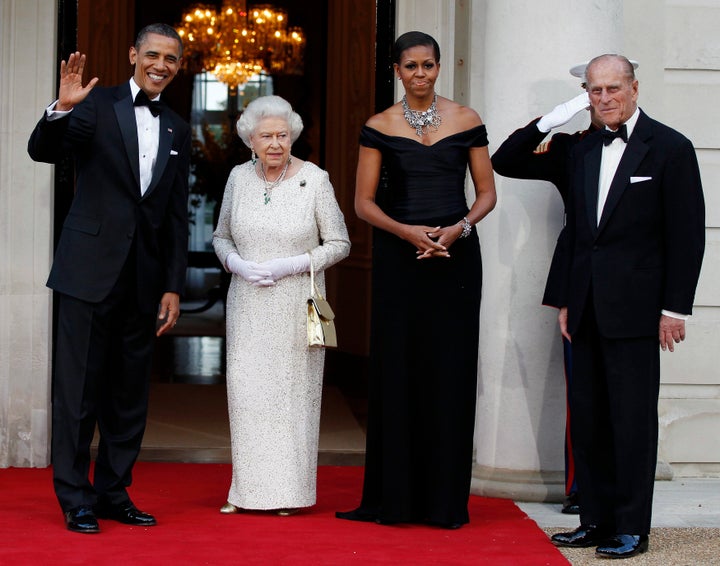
350, 124, 487, 527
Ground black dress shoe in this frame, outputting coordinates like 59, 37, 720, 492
95, 502, 157, 526
551, 525, 611, 548
335, 508, 377, 522
561, 492, 580, 514
64, 505, 100, 534
596, 534, 649, 558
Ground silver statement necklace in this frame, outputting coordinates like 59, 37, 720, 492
402, 94, 441, 137
260, 158, 291, 205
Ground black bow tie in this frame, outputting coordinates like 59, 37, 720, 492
601, 124, 628, 146
134, 91, 163, 117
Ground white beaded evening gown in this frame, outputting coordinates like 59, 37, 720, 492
213, 160, 350, 510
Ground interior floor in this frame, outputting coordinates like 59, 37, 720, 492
126, 302, 368, 465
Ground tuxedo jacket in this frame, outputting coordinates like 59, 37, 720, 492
28, 82, 191, 313
545, 110, 705, 338
492, 118, 597, 306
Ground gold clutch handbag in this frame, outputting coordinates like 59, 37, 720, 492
307, 255, 337, 348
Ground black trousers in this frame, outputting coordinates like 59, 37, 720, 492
52, 259, 156, 512
571, 298, 660, 535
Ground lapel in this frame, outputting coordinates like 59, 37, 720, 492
143, 112, 176, 200
114, 84, 141, 191
596, 111, 651, 233
582, 135, 603, 235
114, 83, 177, 200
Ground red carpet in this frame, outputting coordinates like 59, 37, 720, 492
0, 464, 568, 565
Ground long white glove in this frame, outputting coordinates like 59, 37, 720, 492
536, 92, 590, 133
256, 253, 311, 284
225, 252, 274, 287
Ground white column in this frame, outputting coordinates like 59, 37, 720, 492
471, 0, 624, 500
0, 0, 57, 467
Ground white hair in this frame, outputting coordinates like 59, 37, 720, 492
236, 95, 304, 147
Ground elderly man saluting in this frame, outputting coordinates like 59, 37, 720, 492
545, 54, 705, 558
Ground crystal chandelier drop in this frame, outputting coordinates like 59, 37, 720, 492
176, 1, 306, 88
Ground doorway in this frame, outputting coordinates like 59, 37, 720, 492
60, 0, 395, 462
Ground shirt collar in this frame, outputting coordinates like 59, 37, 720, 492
605, 106, 640, 139
129, 79, 161, 102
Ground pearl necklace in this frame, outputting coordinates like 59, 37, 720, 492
260, 158, 291, 205
402, 94, 441, 137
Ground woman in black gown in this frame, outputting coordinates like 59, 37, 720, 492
336, 31, 496, 529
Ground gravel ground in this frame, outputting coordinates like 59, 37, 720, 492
544, 527, 720, 565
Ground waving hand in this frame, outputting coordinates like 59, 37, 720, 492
57, 52, 99, 111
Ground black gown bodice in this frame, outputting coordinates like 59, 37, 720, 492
359, 124, 488, 223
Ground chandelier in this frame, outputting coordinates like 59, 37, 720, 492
177, 1, 306, 88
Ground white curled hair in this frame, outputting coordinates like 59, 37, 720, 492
236, 95, 304, 148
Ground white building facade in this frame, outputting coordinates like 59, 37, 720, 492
2, 0, 719, 500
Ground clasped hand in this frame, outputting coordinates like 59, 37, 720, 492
226, 252, 309, 286
405, 224, 462, 259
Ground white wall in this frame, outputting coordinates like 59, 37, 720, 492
0, 0, 57, 466
627, 0, 720, 477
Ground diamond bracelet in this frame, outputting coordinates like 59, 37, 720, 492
458, 216, 472, 238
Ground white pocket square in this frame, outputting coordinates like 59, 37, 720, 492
170, 150, 178, 156
630, 176, 651, 183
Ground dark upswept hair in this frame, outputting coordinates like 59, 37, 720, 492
392, 31, 440, 64
135, 23, 183, 57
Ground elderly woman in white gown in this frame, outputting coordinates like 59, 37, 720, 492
213, 95, 350, 515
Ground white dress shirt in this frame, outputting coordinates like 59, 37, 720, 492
597, 107, 640, 225
129, 80, 160, 196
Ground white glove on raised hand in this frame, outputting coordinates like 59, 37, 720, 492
225, 252, 274, 287
257, 253, 311, 283
536, 92, 590, 133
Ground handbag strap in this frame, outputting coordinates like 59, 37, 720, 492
308, 252, 315, 297
309, 253, 324, 298
309, 252, 316, 297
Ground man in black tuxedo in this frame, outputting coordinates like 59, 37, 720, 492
28, 24, 190, 533
546, 54, 705, 558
